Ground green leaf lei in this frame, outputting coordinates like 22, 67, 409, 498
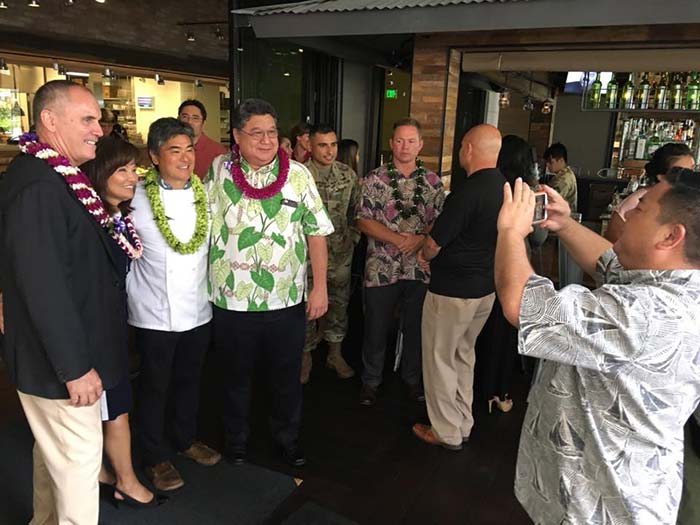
144, 168, 208, 254
388, 159, 427, 220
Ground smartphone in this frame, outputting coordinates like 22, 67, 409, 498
533, 192, 547, 223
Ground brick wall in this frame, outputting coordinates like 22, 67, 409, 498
0, 1, 228, 64
409, 40, 459, 179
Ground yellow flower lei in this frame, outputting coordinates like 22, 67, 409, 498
144, 168, 208, 254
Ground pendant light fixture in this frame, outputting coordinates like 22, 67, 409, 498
499, 72, 511, 109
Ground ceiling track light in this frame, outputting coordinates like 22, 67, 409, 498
57, 64, 66, 75
215, 27, 225, 41
154, 73, 164, 85
194, 79, 203, 88
0, 2, 8, 8
65, 0, 74, 5
95, 0, 106, 3
103, 67, 113, 79
0, 58, 8, 71
28, 0, 40, 7
185, 31, 195, 42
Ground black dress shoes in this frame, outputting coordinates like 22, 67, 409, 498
404, 383, 425, 403
282, 445, 306, 467
360, 383, 377, 406
224, 445, 247, 466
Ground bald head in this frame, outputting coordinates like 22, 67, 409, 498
459, 124, 502, 176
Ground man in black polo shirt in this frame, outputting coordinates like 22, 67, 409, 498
412, 124, 504, 450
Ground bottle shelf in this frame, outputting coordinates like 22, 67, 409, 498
582, 108, 700, 114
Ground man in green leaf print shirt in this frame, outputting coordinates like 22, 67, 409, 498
208, 99, 334, 467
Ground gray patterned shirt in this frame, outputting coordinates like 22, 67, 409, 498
516, 249, 700, 525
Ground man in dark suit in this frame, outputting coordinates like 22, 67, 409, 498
0, 80, 125, 524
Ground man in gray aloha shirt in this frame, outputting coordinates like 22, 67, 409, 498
495, 168, 700, 524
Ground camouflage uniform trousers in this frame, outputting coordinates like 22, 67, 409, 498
303, 250, 353, 353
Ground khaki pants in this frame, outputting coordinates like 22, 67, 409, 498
18, 391, 102, 525
422, 291, 495, 446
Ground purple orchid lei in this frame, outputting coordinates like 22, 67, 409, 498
227, 144, 290, 200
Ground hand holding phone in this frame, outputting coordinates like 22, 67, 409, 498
533, 192, 548, 224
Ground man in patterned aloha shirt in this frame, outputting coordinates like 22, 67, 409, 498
495, 168, 700, 524
208, 99, 333, 468
356, 118, 445, 407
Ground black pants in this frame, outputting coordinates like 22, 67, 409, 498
361, 281, 427, 388
134, 322, 211, 467
215, 303, 306, 451
475, 297, 517, 400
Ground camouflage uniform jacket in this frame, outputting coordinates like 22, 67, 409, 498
304, 160, 360, 265
549, 165, 578, 213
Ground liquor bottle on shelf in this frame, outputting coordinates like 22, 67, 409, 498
636, 72, 651, 110
588, 72, 602, 109
626, 119, 640, 158
605, 75, 619, 109
621, 73, 635, 109
634, 121, 648, 159
670, 73, 684, 110
655, 73, 669, 110
646, 123, 662, 157
686, 72, 700, 110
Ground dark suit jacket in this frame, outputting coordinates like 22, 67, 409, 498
0, 154, 127, 399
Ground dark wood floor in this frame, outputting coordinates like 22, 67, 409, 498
0, 306, 534, 525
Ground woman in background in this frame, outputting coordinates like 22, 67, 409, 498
338, 138, 360, 175
82, 136, 165, 508
475, 135, 546, 413
339, 138, 365, 293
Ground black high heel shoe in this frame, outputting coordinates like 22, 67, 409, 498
111, 486, 168, 509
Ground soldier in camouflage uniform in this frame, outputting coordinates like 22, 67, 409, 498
544, 142, 577, 212
301, 123, 360, 384
544, 142, 581, 286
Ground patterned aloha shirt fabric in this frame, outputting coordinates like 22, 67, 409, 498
516, 249, 700, 525
356, 163, 444, 287
208, 154, 333, 312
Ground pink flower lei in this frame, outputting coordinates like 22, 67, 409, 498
228, 144, 289, 200
19, 132, 143, 260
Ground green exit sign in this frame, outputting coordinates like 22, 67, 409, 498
385, 89, 398, 99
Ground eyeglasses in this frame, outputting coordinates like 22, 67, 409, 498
238, 128, 279, 141
180, 114, 202, 122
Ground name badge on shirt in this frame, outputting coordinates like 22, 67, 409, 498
281, 198, 298, 208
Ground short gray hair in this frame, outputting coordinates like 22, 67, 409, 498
147, 117, 194, 155
33, 79, 89, 125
